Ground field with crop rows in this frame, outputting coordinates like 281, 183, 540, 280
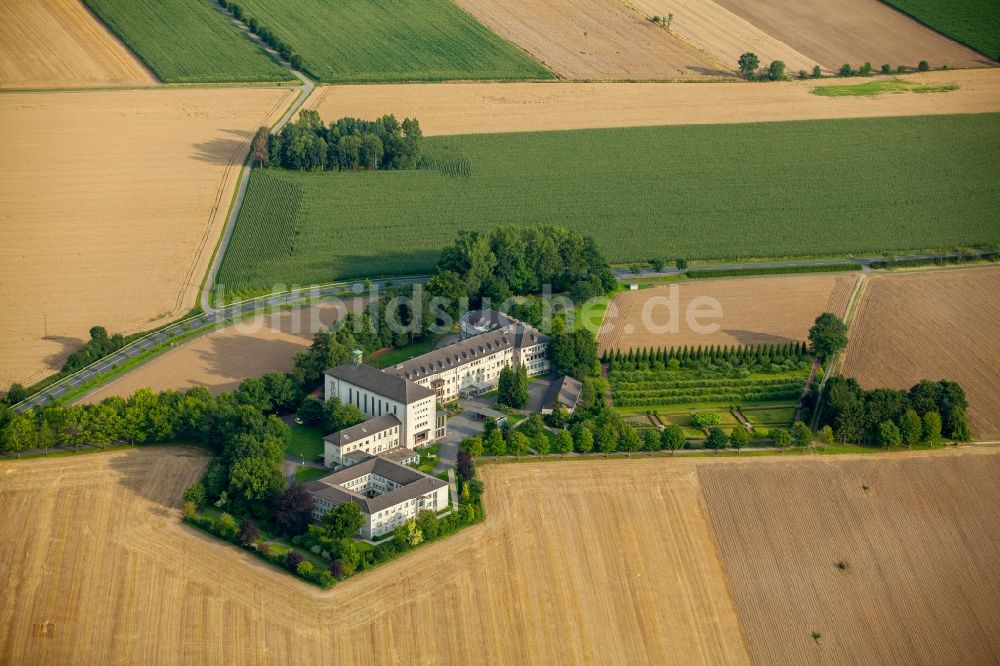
700, 449, 1000, 664
233, 0, 552, 82
83, 0, 291, 83
610, 370, 808, 407
220, 114, 1000, 293
879, 0, 1000, 60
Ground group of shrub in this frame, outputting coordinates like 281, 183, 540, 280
740, 50, 934, 81
216, 0, 304, 71
604, 342, 811, 373
267, 110, 424, 172
821, 376, 970, 446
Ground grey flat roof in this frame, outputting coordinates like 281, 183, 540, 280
325, 362, 434, 404
304, 456, 446, 515
324, 414, 401, 447
386, 320, 549, 382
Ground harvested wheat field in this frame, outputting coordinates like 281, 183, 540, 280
451, 0, 728, 80
598, 272, 859, 353
627, 0, 816, 74
0, 0, 156, 89
701, 449, 1000, 665
712, 0, 988, 72
842, 266, 1000, 440
0, 87, 295, 391
0, 450, 751, 664
80, 299, 366, 402
311, 69, 1000, 136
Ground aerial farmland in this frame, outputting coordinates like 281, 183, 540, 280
1, 0, 999, 663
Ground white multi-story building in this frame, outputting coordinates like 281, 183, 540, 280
386, 315, 550, 402
304, 457, 449, 539
325, 362, 438, 448
323, 414, 402, 467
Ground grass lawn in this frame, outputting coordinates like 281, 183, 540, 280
813, 80, 959, 97
742, 405, 798, 427
410, 443, 441, 475
220, 114, 1000, 292
233, 0, 552, 82
294, 466, 328, 484
286, 424, 325, 462
370, 336, 445, 369
878, 0, 1000, 60
83, 0, 292, 83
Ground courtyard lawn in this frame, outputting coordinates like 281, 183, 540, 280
294, 466, 328, 484
286, 424, 325, 462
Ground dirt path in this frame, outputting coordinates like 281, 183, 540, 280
309, 69, 1000, 137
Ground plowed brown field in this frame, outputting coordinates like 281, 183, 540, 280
712, 0, 988, 72
80, 299, 366, 402
598, 272, 859, 353
309, 69, 1000, 136
0, 0, 156, 89
451, 0, 728, 80
0, 88, 295, 390
0, 450, 750, 664
841, 266, 1000, 440
701, 449, 1000, 665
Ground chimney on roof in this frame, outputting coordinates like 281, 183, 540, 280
352, 349, 363, 366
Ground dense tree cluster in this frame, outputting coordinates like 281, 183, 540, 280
434, 226, 616, 304
547, 316, 599, 378
604, 342, 811, 372
269, 110, 423, 172
820, 377, 970, 445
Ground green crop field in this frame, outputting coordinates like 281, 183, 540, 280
218, 113, 1000, 295
84, 0, 292, 83
812, 80, 959, 96
879, 0, 1000, 60
232, 0, 553, 82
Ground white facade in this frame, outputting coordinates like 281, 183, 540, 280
323, 419, 401, 467
324, 367, 437, 448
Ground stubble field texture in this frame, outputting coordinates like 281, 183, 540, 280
231, 0, 553, 82
451, 0, 729, 80
879, 0, 1000, 60
701, 450, 1000, 665
841, 266, 1000, 440
597, 272, 860, 353
219, 113, 1000, 294
710, 0, 987, 71
5, 448, 998, 664
0, 0, 155, 89
0, 87, 295, 391
82, 0, 292, 83
308, 69, 1000, 136
0, 450, 752, 664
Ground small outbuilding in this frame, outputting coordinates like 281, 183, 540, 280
541, 376, 584, 414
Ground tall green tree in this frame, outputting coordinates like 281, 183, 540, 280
808, 313, 849, 359
730, 426, 750, 453
738, 52, 760, 79
899, 409, 922, 448
660, 425, 686, 455
555, 428, 574, 455
922, 411, 942, 442
877, 420, 902, 448
322, 502, 364, 540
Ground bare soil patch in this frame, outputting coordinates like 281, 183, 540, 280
0, 88, 295, 390
311, 69, 1000, 136
711, 0, 989, 72
81, 299, 366, 402
0, 451, 751, 664
598, 272, 860, 353
451, 0, 729, 80
701, 449, 1000, 664
0, 0, 156, 89
841, 266, 1000, 440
